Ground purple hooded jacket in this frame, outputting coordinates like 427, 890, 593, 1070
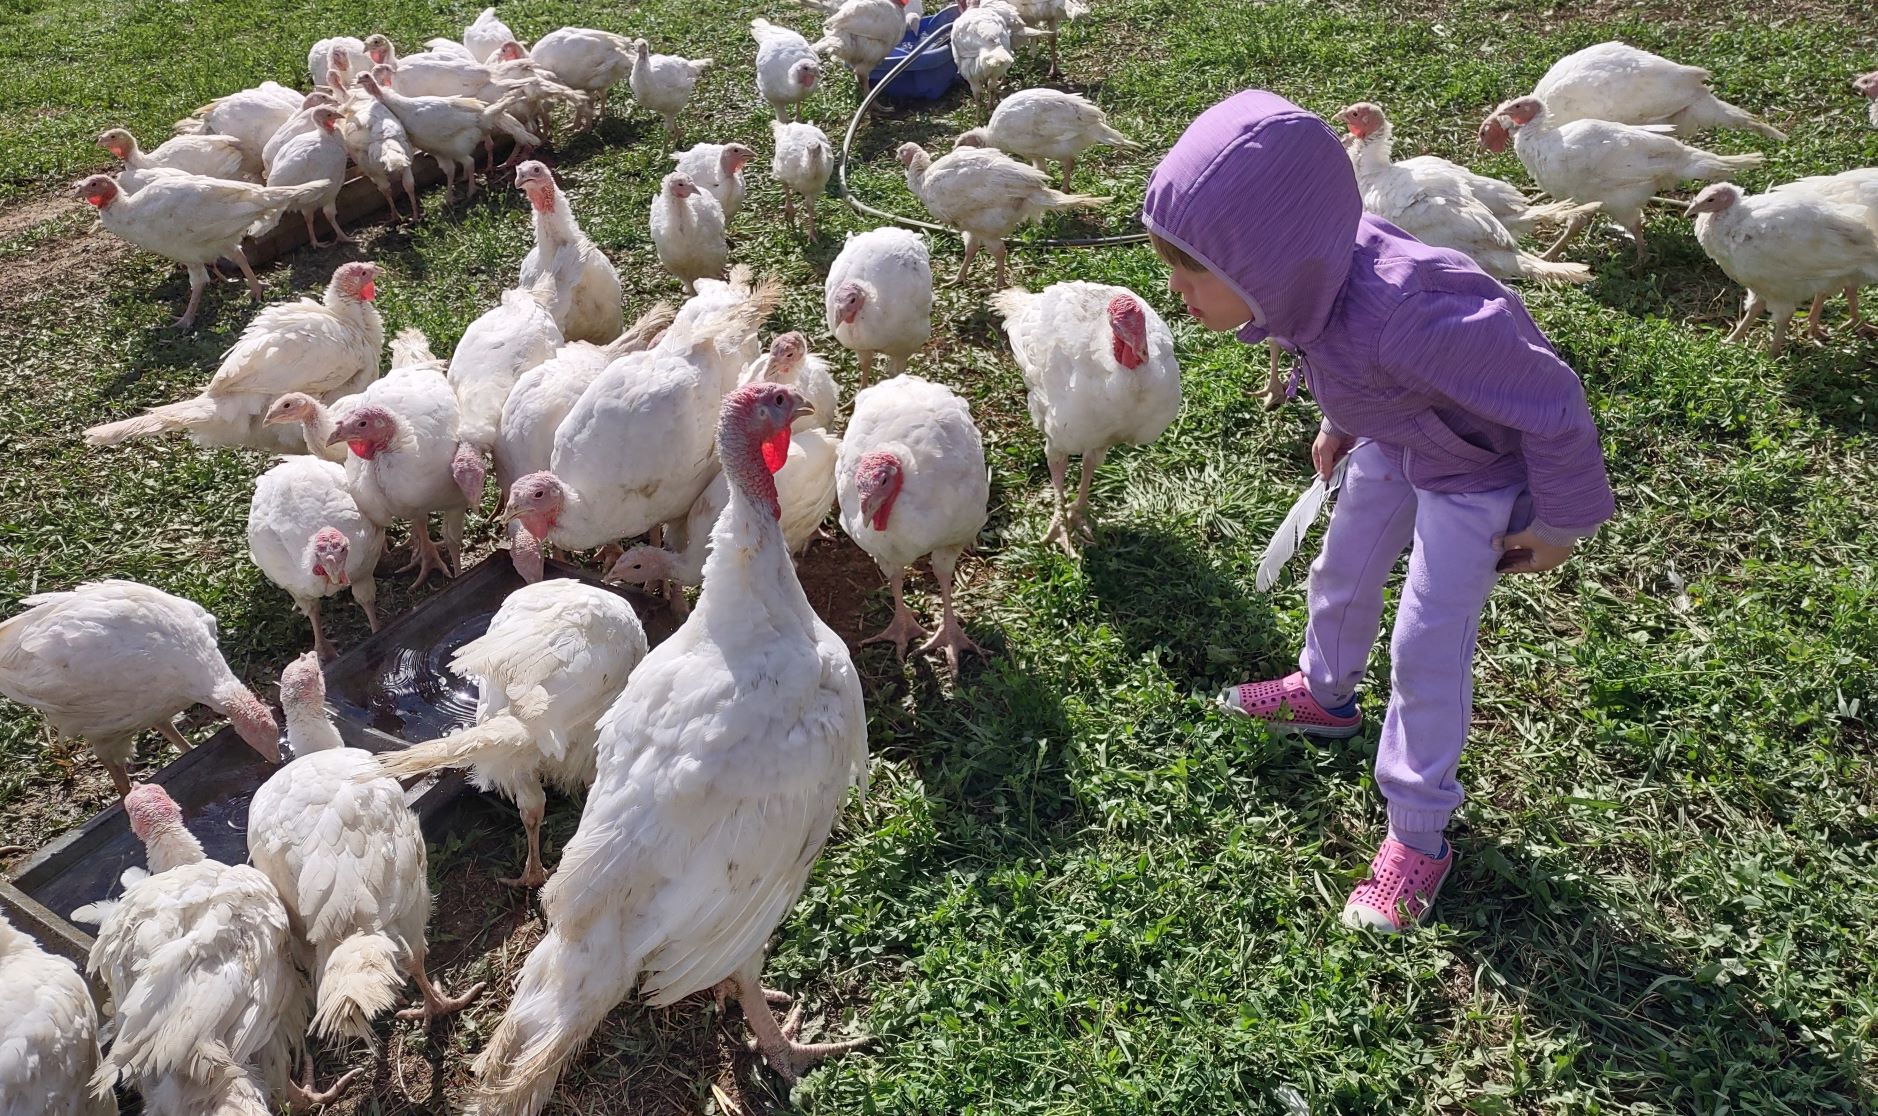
1142, 90, 1615, 541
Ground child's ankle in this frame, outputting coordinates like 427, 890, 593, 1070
1386, 826, 1447, 858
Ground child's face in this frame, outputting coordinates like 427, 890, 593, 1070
1166, 264, 1253, 332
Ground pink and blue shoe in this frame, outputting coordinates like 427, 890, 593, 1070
1340, 838, 1453, 933
1216, 671, 1362, 738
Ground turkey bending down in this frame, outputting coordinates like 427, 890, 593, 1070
994, 281, 1182, 555
954, 87, 1137, 190
376, 580, 649, 887
837, 374, 991, 672
76, 783, 353, 1113
470, 382, 869, 1116
1501, 40, 1785, 140
248, 654, 484, 1040
0, 580, 279, 798
897, 141, 1105, 287
825, 226, 933, 386
247, 456, 385, 660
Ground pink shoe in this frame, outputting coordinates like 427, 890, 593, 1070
1340, 838, 1453, 934
1216, 671, 1362, 738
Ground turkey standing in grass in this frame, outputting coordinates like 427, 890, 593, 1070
950, 0, 1027, 114
375, 581, 648, 887
1858, 72, 1878, 127
837, 374, 990, 672
752, 18, 822, 121
516, 160, 624, 344
772, 120, 835, 241
650, 171, 729, 294
1768, 168, 1878, 336
1480, 95, 1763, 261
954, 88, 1137, 190
172, 81, 303, 179
0, 581, 279, 798
630, 39, 713, 144
810, 0, 908, 97
672, 142, 753, 221
825, 226, 932, 385
265, 104, 353, 246
0, 911, 114, 1116
1683, 182, 1878, 357
96, 126, 246, 184
248, 654, 484, 1039
994, 282, 1181, 555
470, 383, 868, 1116
246, 457, 384, 661
86, 261, 382, 452
447, 263, 568, 480
1006, 0, 1087, 77
1499, 40, 1786, 140
465, 8, 520, 62
897, 141, 1106, 287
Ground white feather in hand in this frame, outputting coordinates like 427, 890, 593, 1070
1257, 454, 1349, 592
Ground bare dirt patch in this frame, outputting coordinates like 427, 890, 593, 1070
0, 191, 128, 309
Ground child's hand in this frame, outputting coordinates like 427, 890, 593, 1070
1312, 430, 1354, 480
1493, 528, 1573, 574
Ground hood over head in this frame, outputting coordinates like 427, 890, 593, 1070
1141, 89, 1362, 349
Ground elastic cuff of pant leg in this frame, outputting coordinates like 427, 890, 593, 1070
1304, 680, 1356, 712
1386, 805, 1454, 838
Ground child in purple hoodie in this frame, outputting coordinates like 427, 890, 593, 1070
1142, 90, 1616, 933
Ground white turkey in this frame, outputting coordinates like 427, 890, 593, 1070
1486, 40, 1785, 144
265, 104, 352, 246
838, 374, 990, 671
528, 27, 638, 119
248, 654, 483, 1039
1481, 95, 1763, 260
337, 77, 419, 220
465, 8, 520, 62
516, 160, 624, 344
1684, 182, 1878, 356
501, 271, 777, 585
1332, 103, 1590, 284
470, 382, 869, 1115
173, 81, 303, 179
96, 126, 245, 186
77, 784, 350, 1113
954, 87, 1136, 189
247, 456, 385, 660
772, 120, 835, 240
357, 71, 538, 205
751, 17, 822, 122
1859, 72, 1878, 128
631, 40, 714, 144
74, 173, 330, 329
86, 260, 382, 451
375, 580, 648, 887
448, 263, 568, 476
261, 93, 337, 178
650, 171, 728, 294
825, 226, 932, 386
812, 0, 909, 95
494, 303, 676, 505
0, 910, 113, 1116
310, 35, 373, 88
950, 0, 1026, 113
898, 141, 1105, 286
742, 330, 839, 430
671, 142, 753, 221
0, 581, 278, 798
994, 282, 1181, 554
1768, 168, 1878, 335
271, 329, 482, 584
1006, 0, 1087, 77
1331, 100, 1591, 238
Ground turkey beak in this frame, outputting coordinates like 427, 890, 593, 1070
790, 399, 815, 424
324, 429, 349, 447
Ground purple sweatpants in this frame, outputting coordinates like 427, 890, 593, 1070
1298, 441, 1529, 849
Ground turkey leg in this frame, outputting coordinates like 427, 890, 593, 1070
918, 548, 985, 674
1059, 155, 1077, 191
396, 942, 487, 1021
284, 1051, 363, 1113
1808, 292, 1829, 340
156, 720, 193, 753
991, 239, 1011, 289
439, 508, 466, 577
301, 209, 328, 249
399, 522, 451, 587
860, 567, 927, 656
732, 968, 869, 1085
1767, 309, 1794, 358
1041, 453, 1077, 556
1258, 343, 1286, 410
324, 204, 354, 243
1065, 447, 1105, 545
1539, 212, 1587, 261
498, 782, 549, 888
1725, 292, 1765, 345
1047, 29, 1062, 77
804, 192, 819, 242
172, 263, 210, 330
1852, 289, 1878, 336
300, 599, 335, 662
229, 245, 266, 302
104, 762, 133, 799
856, 350, 876, 389
947, 234, 983, 287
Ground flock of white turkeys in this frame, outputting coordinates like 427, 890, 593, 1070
3, 3, 1877, 1113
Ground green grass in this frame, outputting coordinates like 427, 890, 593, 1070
3, 0, 1878, 1112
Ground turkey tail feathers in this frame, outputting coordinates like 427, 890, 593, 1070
1513, 254, 1594, 285
312, 932, 403, 1042
85, 397, 216, 446
1256, 455, 1349, 592
373, 715, 533, 783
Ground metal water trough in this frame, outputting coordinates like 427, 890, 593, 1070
0, 554, 668, 968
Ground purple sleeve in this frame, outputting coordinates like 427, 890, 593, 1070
1380, 291, 1616, 535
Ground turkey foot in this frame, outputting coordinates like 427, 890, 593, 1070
919, 554, 984, 674
734, 974, 870, 1085
860, 570, 927, 657
285, 1051, 363, 1113
1257, 344, 1286, 410
1062, 448, 1105, 548
397, 964, 486, 1022
399, 530, 452, 587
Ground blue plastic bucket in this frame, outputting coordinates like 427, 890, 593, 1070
867, 8, 962, 102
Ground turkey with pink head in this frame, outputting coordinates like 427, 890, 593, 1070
472, 382, 868, 1115
246, 456, 385, 660
825, 226, 932, 387
516, 160, 624, 344
0, 581, 278, 798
